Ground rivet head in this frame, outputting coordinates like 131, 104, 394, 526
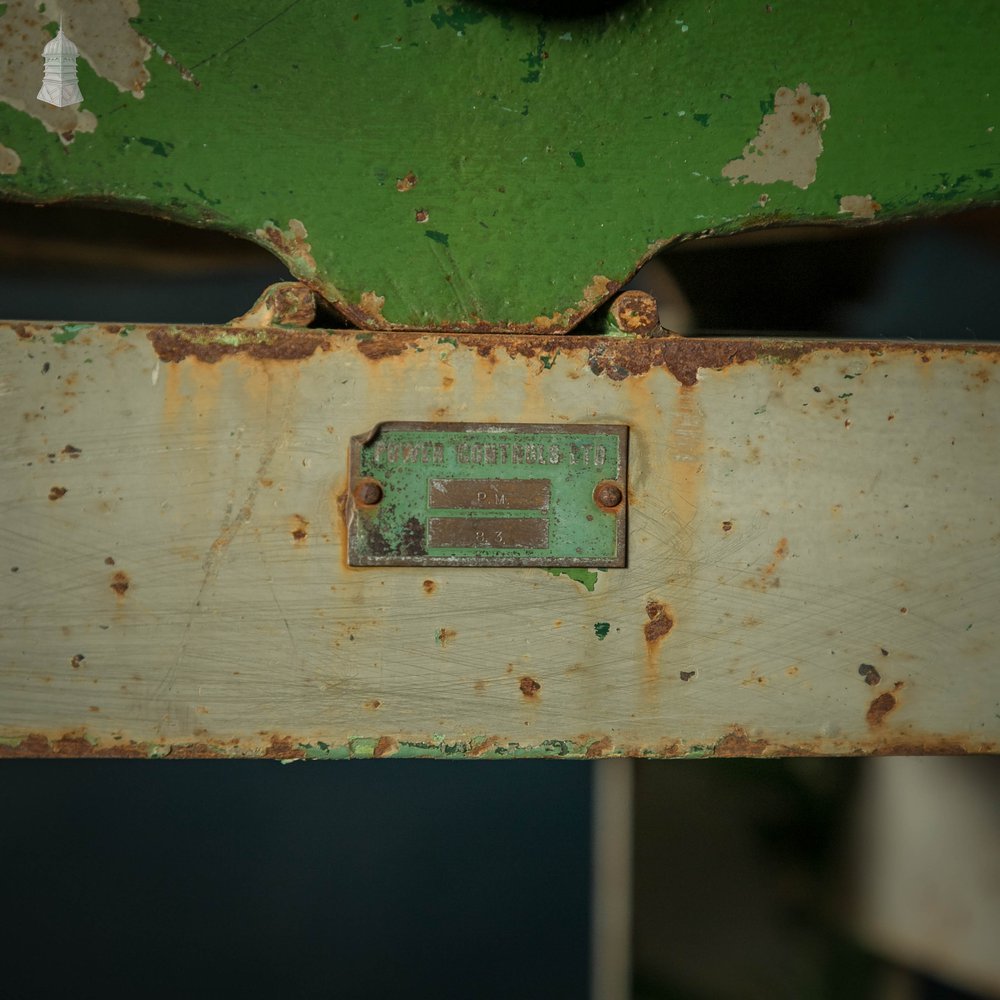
355, 481, 383, 506
595, 482, 624, 509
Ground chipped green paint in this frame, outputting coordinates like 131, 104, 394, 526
2, 1, 999, 330
594, 622, 610, 640
546, 567, 601, 591
52, 323, 94, 344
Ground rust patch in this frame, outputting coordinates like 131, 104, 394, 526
373, 736, 399, 758
290, 514, 309, 544
364, 699, 382, 710
357, 291, 388, 325
585, 736, 612, 758
679, 670, 695, 682
230, 281, 316, 329
643, 600, 674, 643
61, 444, 82, 458
609, 290, 659, 336
70, 653, 85, 669
437, 627, 457, 647
396, 171, 418, 192
48, 486, 67, 501
713, 727, 771, 757
519, 676, 541, 697
745, 537, 789, 591
467, 735, 502, 757
722, 520, 733, 532
866, 684, 903, 728
254, 219, 317, 277
104, 556, 115, 566
839, 194, 881, 220
422, 579, 436, 595
415, 208, 429, 224
858, 663, 881, 686
355, 334, 412, 361
262, 735, 306, 760
722, 83, 830, 190
148, 327, 333, 364
110, 570, 130, 597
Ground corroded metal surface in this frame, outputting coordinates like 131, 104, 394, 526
1, 2, 999, 330
1, 323, 998, 758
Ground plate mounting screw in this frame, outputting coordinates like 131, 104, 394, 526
595, 482, 624, 510
355, 480, 383, 506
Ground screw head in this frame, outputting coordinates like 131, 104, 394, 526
595, 483, 624, 509
355, 480, 383, 506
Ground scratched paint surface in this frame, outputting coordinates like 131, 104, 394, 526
1, 324, 998, 758
1, 2, 999, 330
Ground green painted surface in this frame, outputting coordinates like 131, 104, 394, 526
350, 422, 625, 565
1, 1, 999, 330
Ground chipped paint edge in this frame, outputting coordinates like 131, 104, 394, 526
0, 729, 994, 761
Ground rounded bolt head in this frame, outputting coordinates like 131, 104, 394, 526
355, 481, 383, 506
595, 483, 624, 509
609, 289, 660, 336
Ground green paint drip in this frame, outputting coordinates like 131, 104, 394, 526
437, 336, 458, 347
594, 621, 610, 640
546, 567, 601, 591
425, 230, 450, 247
569, 150, 585, 167
540, 351, 558, 369
693, 113, 711, 127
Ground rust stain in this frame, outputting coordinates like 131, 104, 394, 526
679, 670, 695, 682
70, 653, 85, 669
519, 676, 541, 697
722, 83, 830, 190
290, 514, 309, 544
472, 679, 487, 693
396, 171, 418, 192
148, 327, 333, 364
585, 736, 613, 758
422, 579, 436, 595
745, 537, 789, 591
858, 663, 882, 686
373, 736, 399, 758
867, 683, 904, 728
722, 520, 733, 532
0, 726, 993, 759
109, 570, 130, 597
467, 735, 502, 757
48, 486, 67, 501
254, 220, 317, 277
437, 627, 457, 647
644, 600, 675, 643
355, 334, 412, 361
364, 699, 382, 710
713, 727, 771, 757
61, 444, 82, 458
230, 281, 316, 329
609, 290, 659, 335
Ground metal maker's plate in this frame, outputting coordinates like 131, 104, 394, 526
347, 422, 628, 567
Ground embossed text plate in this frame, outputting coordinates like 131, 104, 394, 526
347, 422, 627, 567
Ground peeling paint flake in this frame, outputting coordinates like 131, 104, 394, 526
722, 83, 830, 190
839, 194, 881, 219
0, 143, 20, 174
